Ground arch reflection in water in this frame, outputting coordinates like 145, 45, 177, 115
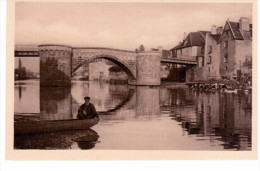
14, 129, 99, 150
40, 87, 72, 120
136, 86, 160, 116
71, 81, 134, 115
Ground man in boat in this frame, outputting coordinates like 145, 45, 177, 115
77, 96, 99, 120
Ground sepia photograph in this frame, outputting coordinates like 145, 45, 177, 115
4, 0, 258, 161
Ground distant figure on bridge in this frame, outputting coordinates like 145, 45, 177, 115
77, 96, 99, 120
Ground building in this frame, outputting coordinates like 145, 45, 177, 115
170, 31, 210, 82
203, 26, 223, 80
170, 17, 252, 83
218, 17, 252, 81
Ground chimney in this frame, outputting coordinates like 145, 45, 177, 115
216, 26, 223, 35
239, 17, 250, 32
211, 25, 217, 35
158, 46, 163, 52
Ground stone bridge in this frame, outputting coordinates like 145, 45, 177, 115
38, 44, 161, 86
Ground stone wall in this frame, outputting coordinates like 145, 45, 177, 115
136, 51, 161, 85
186, 65, 198, 82
39, 45, 72, 86
234, 40, 252, 78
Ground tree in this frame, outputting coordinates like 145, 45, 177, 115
135, 45, 145, 52
109, 65, 123, 73
139, 44, 145, 51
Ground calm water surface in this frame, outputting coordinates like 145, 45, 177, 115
14, 80, 252, 150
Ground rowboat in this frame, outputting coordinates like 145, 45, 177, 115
14, 118, 99, 135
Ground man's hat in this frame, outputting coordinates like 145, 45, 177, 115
84, 96, 90, 100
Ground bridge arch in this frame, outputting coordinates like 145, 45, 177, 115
72, 54, 136, 80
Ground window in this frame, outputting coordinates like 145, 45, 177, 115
208, 56, 212, 64
224, 41, 228, 49
208, 67, 211, 72
224, 53, 228, 63
201, 47, 205, 54
208, 46, 212, 54
225, 66, 228, 71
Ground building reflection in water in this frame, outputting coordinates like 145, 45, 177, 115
136, 86, 160, 116
165, 88, 252, 150
40, 87, 72, 120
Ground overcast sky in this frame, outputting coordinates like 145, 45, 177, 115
15, 2, 252, 51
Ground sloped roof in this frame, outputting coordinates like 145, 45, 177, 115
173, 31, 210, 50
219, 21, 253, 42
199, 31, 210, 38
170, 43, 182, 51
209, 34, 221, 42
228, 21, 244, 39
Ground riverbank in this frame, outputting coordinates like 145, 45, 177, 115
160, 81, 187, 89
186, 79, 252, 90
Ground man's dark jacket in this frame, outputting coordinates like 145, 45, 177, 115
77, 103, 99, 120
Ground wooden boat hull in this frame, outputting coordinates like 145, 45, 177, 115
14, 119, 98, 135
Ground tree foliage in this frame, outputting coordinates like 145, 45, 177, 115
135, 44, 145, 52
109, 65, 123, 73
139, 44, 145, 51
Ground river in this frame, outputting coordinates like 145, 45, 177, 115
14, 80, 252, 150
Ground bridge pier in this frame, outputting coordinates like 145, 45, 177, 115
135, 51, 161, 86
39, 45, 72, 86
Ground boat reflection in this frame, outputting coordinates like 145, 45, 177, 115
14, 128, 99, 150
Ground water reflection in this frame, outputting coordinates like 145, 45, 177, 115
73, 129, 100, 150
136, 86, 160, 116
40, 87, 72, 120
164, 89, 252, 150
14, 80, 252, 150
18, 86, 25, 100
14, 128, 99, 150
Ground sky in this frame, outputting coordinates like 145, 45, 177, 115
15, 2, 252, 72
